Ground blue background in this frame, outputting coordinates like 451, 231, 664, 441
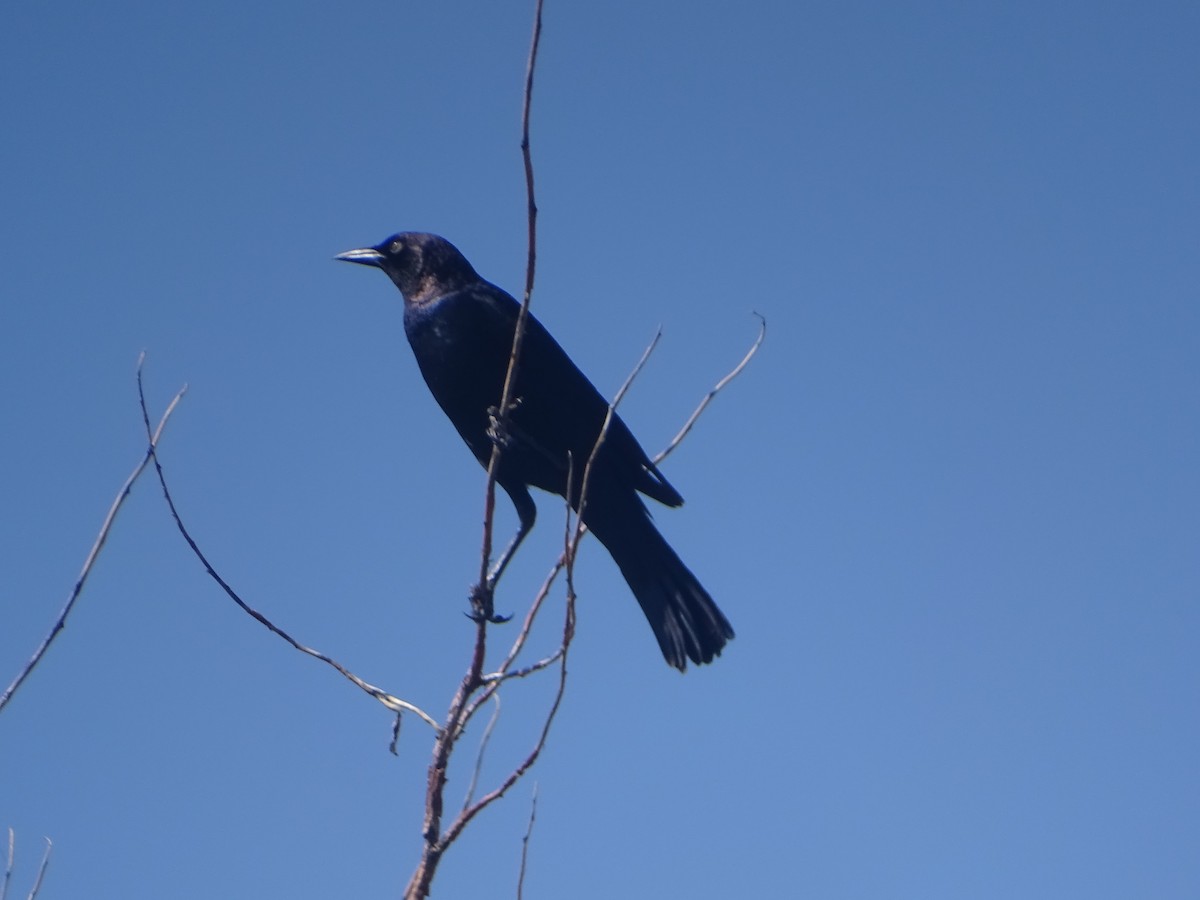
2, 2, 1197, 897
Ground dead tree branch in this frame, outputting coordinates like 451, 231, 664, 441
139, 369, 438, 732
26, 839, 51, 900
403, 6, 546, 897
516, 785, 539, 899
655, 311, 766, 466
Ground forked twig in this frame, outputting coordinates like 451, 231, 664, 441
0, 354, 185, 715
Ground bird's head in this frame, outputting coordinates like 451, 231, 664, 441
336, 232, 479, 304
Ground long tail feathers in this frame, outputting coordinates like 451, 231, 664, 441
586, 499, 734, 670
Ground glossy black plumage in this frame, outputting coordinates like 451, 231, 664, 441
337, 232, 733, 669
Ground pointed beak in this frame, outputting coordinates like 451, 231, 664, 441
335, 247, 385, 267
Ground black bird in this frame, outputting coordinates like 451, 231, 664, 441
336, 233, 733, 670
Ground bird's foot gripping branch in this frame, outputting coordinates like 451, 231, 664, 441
467, 581, 511, 625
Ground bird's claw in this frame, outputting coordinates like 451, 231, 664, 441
486, 398, 523, 447
467, 581, 512, 624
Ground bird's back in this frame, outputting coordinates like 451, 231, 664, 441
403, 282, 680, 508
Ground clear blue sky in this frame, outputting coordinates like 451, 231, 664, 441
2, 2, 1197, 897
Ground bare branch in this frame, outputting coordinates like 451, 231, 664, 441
516, 784, 539, 900
490, 562, 566, 678
438, 328, 657, 863
404, 7, 546, 899
655, 312, 766, 466
462, 694, 502, 811
0, 355, 185, 715
390, 713, 403, 756
2, 827, 13, 900
25, 839, 50, 900
139, 367, 439, 732
461, 326, 660, 727
475, 0, 545, 612
439, 606, 566, 851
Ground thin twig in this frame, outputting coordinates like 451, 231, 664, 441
25, 838, 50, 900
503, 329, 658, 667
564, 327, 662, 594
462, 694, 502, 811
439, 589, 569, 852
477, 0, 545, 604
486, 647, 563, 685
583, 329, 661, 499
2, 828, 13, 900
491, 562, 566, 677
138, 367, 439, 732
460, 564, 564, 724
390, 713, 403, 756
0, 354, 185, 715
654, 312, 766, 466
516, 784, 539, 900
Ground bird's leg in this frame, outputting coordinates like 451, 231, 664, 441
487, 515, 532, 589
469, 486, 537, 623
487, 486, 537, 592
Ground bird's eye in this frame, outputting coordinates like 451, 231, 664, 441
390, 240, 405, 256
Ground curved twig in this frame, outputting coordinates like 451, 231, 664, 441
140, 367, 439, 732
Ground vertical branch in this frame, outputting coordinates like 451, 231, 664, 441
519, 0, 543, 308
429, 331, 660, 877
407, 5, 546, 900
476, 0, 545, 604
